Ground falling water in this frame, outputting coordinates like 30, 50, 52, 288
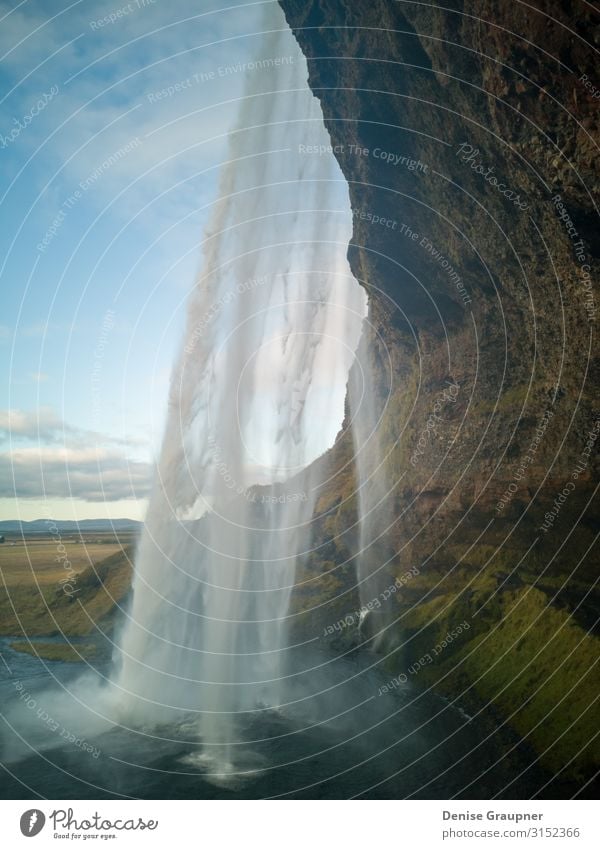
347, 326, 394, 650
112, 10, 367, 774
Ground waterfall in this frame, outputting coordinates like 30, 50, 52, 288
112, 9, 367, 775
348, 326, 394, 650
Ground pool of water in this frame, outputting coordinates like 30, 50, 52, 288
0, 639, 553, 799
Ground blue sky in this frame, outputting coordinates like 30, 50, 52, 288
0, 0, 309, 520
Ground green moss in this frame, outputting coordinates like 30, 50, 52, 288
468, 382, 543, 416
455, 588, 600, 777
394, 585, 600, 781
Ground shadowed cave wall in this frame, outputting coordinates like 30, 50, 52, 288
280, 0, 599, 791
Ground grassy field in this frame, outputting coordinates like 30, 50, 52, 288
0, 536, 128, 588
0, 534, 135, 639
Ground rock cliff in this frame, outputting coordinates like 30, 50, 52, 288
280, 0, 599, 792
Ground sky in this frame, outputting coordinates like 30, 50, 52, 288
0, 0, 293, 521
0, 0, 359, 522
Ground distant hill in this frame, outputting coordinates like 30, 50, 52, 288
0, 518, 142, 534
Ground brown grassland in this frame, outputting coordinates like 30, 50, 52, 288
0, 534, 135, 656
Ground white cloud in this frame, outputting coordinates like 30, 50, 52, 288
0, 406, 65, 440
3, 0, 269, 237
0, 444, 152, 501
0, 407, 153, 501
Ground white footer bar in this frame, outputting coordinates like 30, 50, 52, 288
0, 799, 597, 848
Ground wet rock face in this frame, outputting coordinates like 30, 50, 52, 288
280, 0, 599, 786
